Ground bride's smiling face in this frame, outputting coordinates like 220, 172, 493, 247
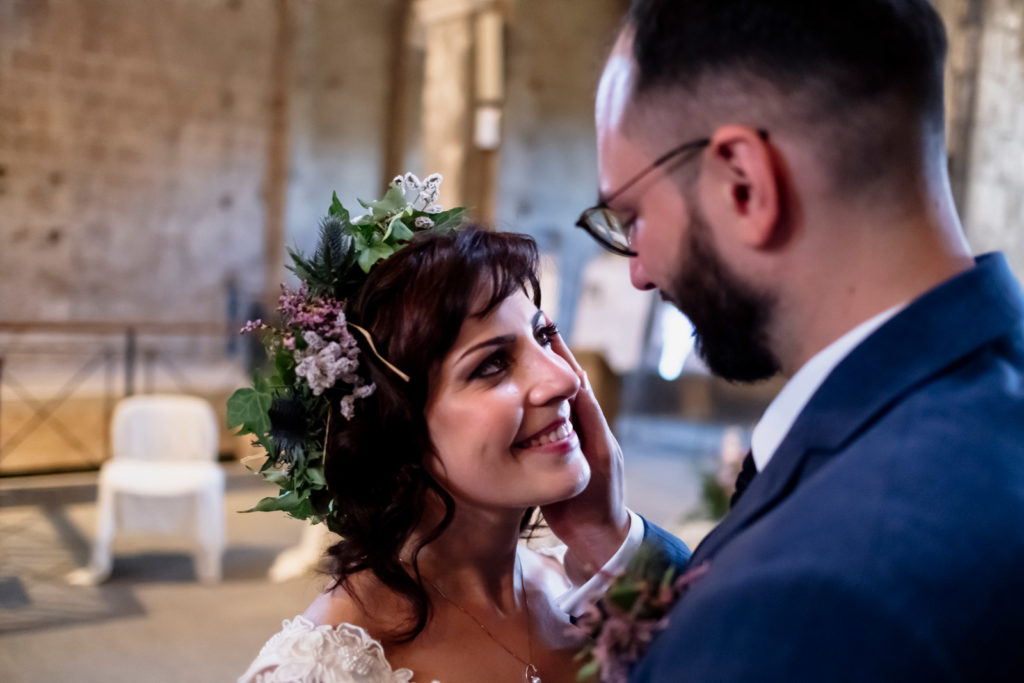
424, 290, 590, 510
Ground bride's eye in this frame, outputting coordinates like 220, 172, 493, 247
470, 349, 511, 380
534, 323, 559, 347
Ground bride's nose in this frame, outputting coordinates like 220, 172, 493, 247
526, 348, 580, 406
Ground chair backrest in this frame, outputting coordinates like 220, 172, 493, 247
111, 394, 218, 462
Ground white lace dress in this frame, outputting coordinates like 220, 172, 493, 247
239, 542, 574, 683
237, 616, 425, 683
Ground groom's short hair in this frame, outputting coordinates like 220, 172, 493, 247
624, 0, 949, 195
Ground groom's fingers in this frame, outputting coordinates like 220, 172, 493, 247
549, 328, 615, 451
550, 324, 585, 378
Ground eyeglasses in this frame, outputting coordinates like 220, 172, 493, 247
576, 129, 768, 256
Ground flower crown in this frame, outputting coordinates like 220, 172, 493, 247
227, 173, 465, 526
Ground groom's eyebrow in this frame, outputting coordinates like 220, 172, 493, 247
457, 335, 516, 363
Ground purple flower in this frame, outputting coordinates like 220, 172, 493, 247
576, 561, 710, 682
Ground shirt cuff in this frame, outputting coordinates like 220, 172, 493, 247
556, 509, 645, 618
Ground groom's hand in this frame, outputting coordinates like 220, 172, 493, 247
542, 329, 631, 584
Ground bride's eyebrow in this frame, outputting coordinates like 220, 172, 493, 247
456, 335, 515, 364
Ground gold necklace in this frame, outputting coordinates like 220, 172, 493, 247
419, 557, 541, 683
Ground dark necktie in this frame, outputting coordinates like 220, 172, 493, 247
730, 450, 757, 507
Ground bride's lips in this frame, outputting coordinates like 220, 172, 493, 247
513, 418, 577, 451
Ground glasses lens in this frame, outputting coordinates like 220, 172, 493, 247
584, 207, 632, 252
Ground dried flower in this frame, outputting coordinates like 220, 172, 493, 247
293, 332, 354, 395
574, 552, 710, 683
393, 172, 442, 211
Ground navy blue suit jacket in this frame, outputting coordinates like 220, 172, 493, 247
633, 253, 1024, 682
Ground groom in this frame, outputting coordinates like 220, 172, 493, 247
549, 0, 1024, 680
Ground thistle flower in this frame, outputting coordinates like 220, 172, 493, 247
268, 396, 307, 457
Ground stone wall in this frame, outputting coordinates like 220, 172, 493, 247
496, 0, 628, 335
0, 0, 278, 322
960, 0, 1024, 274
282, 0, 400, 266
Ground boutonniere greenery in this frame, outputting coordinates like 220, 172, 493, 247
575, 547, 709, 683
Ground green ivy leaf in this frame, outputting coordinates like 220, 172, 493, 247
371, 186, 409, 218
241, 491, 298, 513
272, 348, 296, 388
226, 388, 272, 436
388, 217, 414, 242
252, 372, 271, 395
428, 207, 466, 232
304, 465, 326, 487
357, 243, 395, 272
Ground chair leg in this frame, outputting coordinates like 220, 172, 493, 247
68, 482, 115, 586
194, 479, 225, 584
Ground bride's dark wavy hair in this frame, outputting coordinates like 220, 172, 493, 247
323, 225, 542, 642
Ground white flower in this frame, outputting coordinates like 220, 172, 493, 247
392, 172, 444, 212
414, 216, 434, 228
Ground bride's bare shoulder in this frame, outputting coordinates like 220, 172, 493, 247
302, 572, 411, 634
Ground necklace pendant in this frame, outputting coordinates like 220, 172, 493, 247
525, 663, 541, 683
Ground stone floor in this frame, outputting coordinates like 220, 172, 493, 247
0, 416, 734, 682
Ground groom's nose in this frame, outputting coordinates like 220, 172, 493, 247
629, 257, 656, 291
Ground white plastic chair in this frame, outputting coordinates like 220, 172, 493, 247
68, 394, 225, 585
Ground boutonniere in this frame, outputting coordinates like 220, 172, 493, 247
575, 547, 709, 683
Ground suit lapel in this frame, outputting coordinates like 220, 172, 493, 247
690, 253, 1024, 565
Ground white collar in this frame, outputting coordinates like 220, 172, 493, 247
750, 303, 905, 471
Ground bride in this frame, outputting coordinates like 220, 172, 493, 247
237, 176, 637, 683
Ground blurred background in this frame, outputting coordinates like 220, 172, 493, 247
0, 0, 1021, 680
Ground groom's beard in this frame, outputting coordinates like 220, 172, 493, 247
666, 206, 780, 383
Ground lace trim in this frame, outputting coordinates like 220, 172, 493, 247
239, 616, 415, 683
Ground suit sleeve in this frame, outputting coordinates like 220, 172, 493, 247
639, 517, 692, 573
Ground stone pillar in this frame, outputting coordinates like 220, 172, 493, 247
263, 0, 294, 313
381, 0, 416, 195
415, 0, 475, 208
413, 0, 510, 218
938, 0, 986, 217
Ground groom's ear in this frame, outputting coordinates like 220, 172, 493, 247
699, 126, 781, 251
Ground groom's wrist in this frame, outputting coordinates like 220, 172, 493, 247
560, 509, 633, 583
556, 510, 645, 617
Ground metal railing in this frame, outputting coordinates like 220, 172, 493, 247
0, 321, 251, 476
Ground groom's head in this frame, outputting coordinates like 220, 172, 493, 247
592, 0, 950, 381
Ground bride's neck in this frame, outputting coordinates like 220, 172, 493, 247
406, 501, 527, 608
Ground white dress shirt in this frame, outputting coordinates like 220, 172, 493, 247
557, 509, 645, 617
750, 303, 905, 470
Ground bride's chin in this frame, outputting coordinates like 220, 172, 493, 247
533, 457, 592, 506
